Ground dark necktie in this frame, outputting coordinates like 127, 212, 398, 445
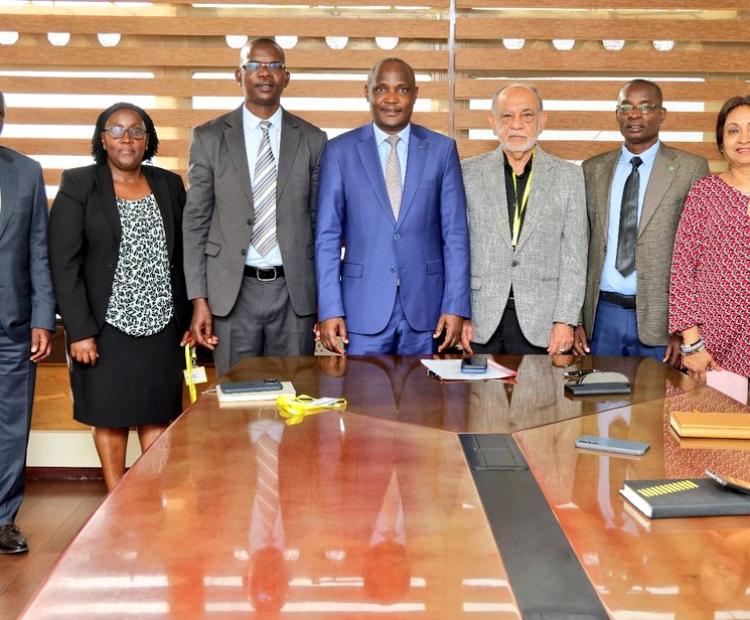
615, 156, 643, 277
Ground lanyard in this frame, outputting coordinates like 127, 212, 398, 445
510, 151, 534, 250
184, 343, 198, 404
276, 395, 348, 426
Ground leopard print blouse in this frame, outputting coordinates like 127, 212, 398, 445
105, 193, 173, 336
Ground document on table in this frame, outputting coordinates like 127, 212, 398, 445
707, 370, 749, 405
421, 359, 516, 381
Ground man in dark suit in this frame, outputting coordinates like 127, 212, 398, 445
183, 37, 327, 376
315, 58, 470, 355
573, 80, 709, 364
0, 91, 55, 553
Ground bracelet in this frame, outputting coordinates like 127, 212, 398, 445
680, 338, 706, 356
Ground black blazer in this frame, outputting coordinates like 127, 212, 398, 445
48, 163, 191, 342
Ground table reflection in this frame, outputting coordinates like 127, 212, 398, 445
515, 380, 750, 617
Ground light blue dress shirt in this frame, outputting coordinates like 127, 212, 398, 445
373, 123, 410, 188
599, 140, 660, 296
243, 105, 283, 268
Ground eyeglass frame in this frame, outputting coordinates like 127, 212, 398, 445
241, 61, 286, 73
102, 125, 147, 140
616, 103, 663, 115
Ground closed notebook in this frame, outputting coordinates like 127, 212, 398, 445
620, 478, 750, 519
670, 411, 750, 439
216, 381, 295, 404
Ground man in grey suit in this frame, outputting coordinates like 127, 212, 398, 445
573, 79, 709, 364
183, 37, 327, 376
460, 83, 587, 355
0, 91, 55, 553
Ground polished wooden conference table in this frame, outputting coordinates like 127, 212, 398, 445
21, 355, 750, 619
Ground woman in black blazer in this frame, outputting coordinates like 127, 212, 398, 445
49, 102, 191, 490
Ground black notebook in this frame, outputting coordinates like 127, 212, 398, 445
620, 478, 750, 519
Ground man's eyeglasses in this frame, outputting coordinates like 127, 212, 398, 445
242, 61, 286, 73
103, 126, 147, 140
616, 103, 662, 114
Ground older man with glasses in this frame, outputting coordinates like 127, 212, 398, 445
573, 79, 709, 364
183, 37, 327, 376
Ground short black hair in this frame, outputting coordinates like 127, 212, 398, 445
239, 37, 286, 67
91, 102, 159, 166
619, 79, 664, 107
716, 95, 750, 152
367, 58, 416, 90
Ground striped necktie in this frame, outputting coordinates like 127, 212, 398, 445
251, 120, 277, 256
385, 135, 402, 220
255, 433, 280, 545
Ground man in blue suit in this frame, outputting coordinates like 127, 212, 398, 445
316, 58, 470, 355
0, 92, 55, 553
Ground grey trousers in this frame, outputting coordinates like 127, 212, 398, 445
212, 275, 315, 377
0, 326, 35, 525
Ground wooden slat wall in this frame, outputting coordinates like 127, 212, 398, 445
1, 1, 749, 195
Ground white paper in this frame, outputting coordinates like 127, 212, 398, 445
420, 359, 515, 381
707, 370, 749, 405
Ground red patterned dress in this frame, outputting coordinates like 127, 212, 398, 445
669, 174, 750, 377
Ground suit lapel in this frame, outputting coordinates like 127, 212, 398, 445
95, 164, 122, 246
0, 150, 18, 240
277, 110, 300, 202
398, 126, 427, 226
143, 166, 175, 257
480, 147, 511, 247
514, 146, 548, 252
356, 125, 394, 224
595, 150, 619, 246
223, 105, 255, 210
639, 144, 677, 238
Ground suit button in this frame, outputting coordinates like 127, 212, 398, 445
394, 233, 401, 240
512, 260, 519, 267
390, 267, 396, 273
247, 218, 252, 225
241, 249, 246, 256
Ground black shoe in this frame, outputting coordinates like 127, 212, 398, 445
0, 523, 29, 554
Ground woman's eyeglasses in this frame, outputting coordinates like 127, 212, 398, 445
103, 126, 147, 140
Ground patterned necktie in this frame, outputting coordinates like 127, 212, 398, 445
615, 156, 643, 277
385, 135, 402, 220
255, 433, 280, 545
251, 120, 277, 256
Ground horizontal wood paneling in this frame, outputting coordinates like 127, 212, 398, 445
0, 47, 448, 71
457, 0, 742, 8
7, 108, 447, 129
0, 77, 449, 99
455, 79, 750, 101
0, 15, 448, 39
0, 1, 747, 171
456, 48, 750, 74
457, 17, 750, 42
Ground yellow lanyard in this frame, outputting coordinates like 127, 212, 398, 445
276, 395, 348, 426
510, 152, 534, 250
184, 343, 198, 404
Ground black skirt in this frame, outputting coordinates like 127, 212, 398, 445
70, 319, 183, 428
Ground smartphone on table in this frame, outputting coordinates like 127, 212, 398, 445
461, 356, 488, 374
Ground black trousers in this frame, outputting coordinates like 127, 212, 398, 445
471, 299, 547, 355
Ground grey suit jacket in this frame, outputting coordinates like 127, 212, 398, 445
183, 106, 327, 317
581, 143, 709, 346
462, 145, 588, 347
0, 146, 55, 340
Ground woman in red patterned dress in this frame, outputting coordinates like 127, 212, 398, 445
669, 95, 750, 382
